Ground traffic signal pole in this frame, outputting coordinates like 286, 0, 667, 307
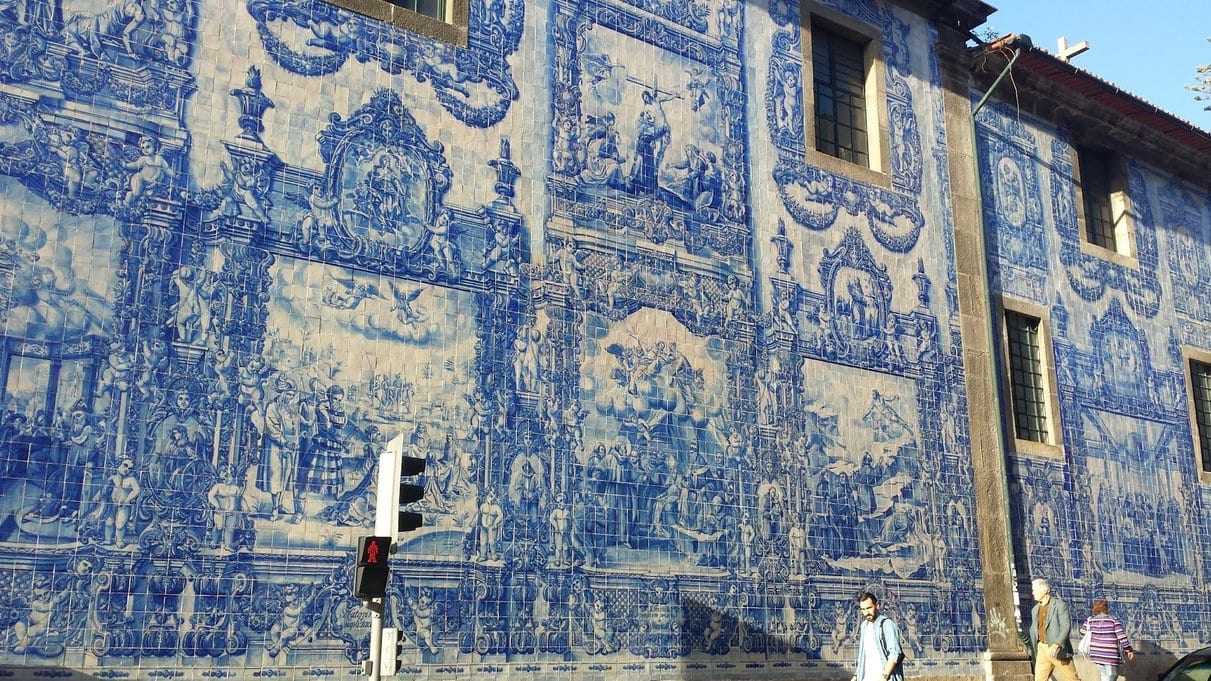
361, 433, 425, 679
366, 597, 385, 681
364, 435, 404, 680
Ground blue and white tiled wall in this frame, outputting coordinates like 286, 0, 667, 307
976, 101, 1211, 650
0, 0, 989, 677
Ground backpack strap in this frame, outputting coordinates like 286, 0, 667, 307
880, 619, 892, 661
880, 619, 903, 666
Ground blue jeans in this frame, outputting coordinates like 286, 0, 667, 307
1097, 663, 1119, 681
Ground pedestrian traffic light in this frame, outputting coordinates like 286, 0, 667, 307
381, 627, 404, 676
353, 535, 392, 600
376, 434, 427, 539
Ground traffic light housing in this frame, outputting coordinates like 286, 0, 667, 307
376, 433, 426, 538
353, 535, 392, 600
381, 627, 404, 675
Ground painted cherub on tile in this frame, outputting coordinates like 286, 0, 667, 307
122, 135, 172, 206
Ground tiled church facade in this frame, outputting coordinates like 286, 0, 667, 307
976, 71, 1211, 663
0, 0, 1207, 678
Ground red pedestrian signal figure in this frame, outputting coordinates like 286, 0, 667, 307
354, 535, 392, 599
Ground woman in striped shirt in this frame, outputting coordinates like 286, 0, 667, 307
1081, 599, 1136, 681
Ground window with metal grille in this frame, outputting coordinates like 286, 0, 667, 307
325, 0, 465, 46
1191, 359, 1211, 472
386, 0, 445, 20
812, 23, 869, 166
1005, 310, 1049, 443
1078, 148, 1118, 251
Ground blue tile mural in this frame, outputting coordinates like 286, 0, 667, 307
1160, 180, 1211, 324
6, 0, 1207, 676
977, 102, 1211, 651
974, 101, 1049, 305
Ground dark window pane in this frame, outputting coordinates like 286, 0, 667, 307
812, 23, 868, 165
1005, 311, 1050, 443
384, 0, 446, 20
837, 126, 852, 150
416, 0, 442, 17
1192, 360, 1211, 472
1078, 148, 1118, 251
817, 93, 835, 120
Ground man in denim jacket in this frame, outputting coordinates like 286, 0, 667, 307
852, 592, 904, 681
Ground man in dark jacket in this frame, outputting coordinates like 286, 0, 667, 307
1029, 578, 1080, 681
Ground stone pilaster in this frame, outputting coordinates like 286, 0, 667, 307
937, 38, 1034, 681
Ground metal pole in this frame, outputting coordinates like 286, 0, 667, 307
369, 435, 404, 678
367, 598, 384, 680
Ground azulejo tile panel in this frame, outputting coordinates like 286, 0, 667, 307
15, 0, 1210, 676
979, 97, 1211, 650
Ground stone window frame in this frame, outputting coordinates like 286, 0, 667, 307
799, 1, 892, 189
1071, 143, 1138, 266
327, 0, 469, 47
996, 296, 1065, 459
1183, 346, 1211, 483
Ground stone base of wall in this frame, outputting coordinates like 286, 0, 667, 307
984, 651, 1034, 681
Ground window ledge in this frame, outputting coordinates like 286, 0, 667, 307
1078, 240, 1139, 270
1010, 438, 1065, 459
806, 147, 892, 189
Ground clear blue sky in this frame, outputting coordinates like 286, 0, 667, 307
977, 1, 1210, 130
